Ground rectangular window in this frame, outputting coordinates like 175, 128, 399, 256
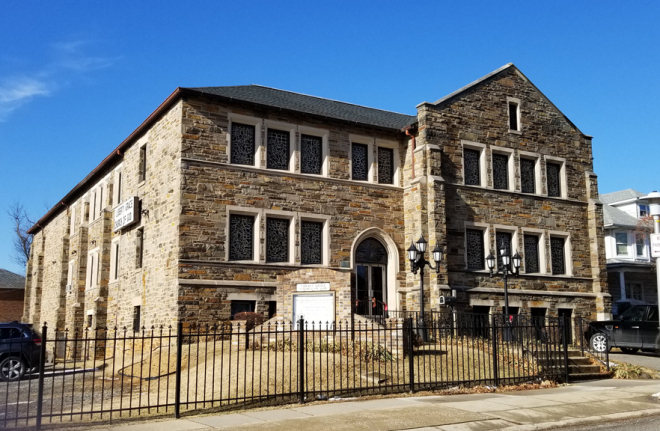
99, 185, 104, 215
466, 228, 485, 270
616, 232, 628, 256
139, 145, 147, 182
137, 228, 144, 268
377, 147, 394, 184
266, 218, 289, 262
231, 300, 255, 318
67, 260, 75, 294
70, 206, 76, 233
508, 102, 519, 131
524, 234, 540, 273
550, 237, 566, 275
300, 134, 323, 175
495, 231, 512, 270
546, 162, 562, 197
636, 234, 645, 256
117, 172, 122, 204
301, 220, 323, 265
92, 192, 97, 220
231, 123, 256, 165
625, 283, 643, 301
87, 314, 93, 328
640, 205, 648, 218
111, 242, 120, 281
492, 153, 509, 190
463, 148, 481, 186
133, 306, 141, 332
266, 128, 290, 170
520, 158, 536, 194
229, 214, 254, 261
351, 143, 369, 181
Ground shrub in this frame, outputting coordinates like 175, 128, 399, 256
612, 363, 643, 379
234, 312, 267, 332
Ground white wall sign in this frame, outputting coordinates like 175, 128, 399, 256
651, 233, 660, 258
296, 283, 330, 292
114, 197, 139, 232
292, 293, 334, 329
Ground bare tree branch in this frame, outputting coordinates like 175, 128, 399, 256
5, 201, 33, 268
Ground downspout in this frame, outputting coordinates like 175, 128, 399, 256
405, 128, 416, 179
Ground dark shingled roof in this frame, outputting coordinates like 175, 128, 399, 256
0, 268, 25, 290
186, 85, 418, 130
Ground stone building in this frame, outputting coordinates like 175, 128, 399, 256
23, 63, 609, 333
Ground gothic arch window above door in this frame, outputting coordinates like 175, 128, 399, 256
355, 238, 388, 264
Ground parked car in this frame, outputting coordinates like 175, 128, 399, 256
0, 322, 42, 381
588, 305, 659, 354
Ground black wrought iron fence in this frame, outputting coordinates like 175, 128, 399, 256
0, 313, 569, 429
573, 316, 610, 372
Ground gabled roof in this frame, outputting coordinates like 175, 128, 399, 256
603, 204, 639, 228
186, 85, 417, 130
600, 189, 646, 205
0, 268, 25, 290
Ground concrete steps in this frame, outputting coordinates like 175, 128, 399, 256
536, 348, 610, 382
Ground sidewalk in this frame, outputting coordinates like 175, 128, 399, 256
60, 380, 660, 431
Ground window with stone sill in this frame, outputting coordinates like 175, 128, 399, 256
546, 162, 562, 197
466, 229, 485, 270
550, 237, 566, 275
229, 214, 254, 261
492, 153, 509, 190
266, 128, 290, 170
463, 148, 481, 186
524, 234, 540, 273
266, 217, 289, 263
351, 143, 369, 181
377, 147, 394, 185
301, 220, 323, 265
520, 158, 536, 194
495, 231, 512, 270
301, 134, 323, 175
231, 123, 256, 166
508, 102, 520, 131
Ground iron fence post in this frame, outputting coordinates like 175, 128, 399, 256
175, 321, 183, 418
35, 323, 48, 430
298, 317, 305, 404
605, 332, 610, 372
407, 317, 414, 392
561, 316, 569, 383
491, 314, 499, 387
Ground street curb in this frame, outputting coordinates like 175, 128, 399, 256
500, 407, 660, 430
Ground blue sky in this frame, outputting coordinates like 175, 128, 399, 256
1, 1, 659, 275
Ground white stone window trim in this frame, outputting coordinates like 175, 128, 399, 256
492, 224, 519, 271
520, 228, 547, 275
490, 147, 515, 192
226, 206, 261, 263
464, 221, 490, 272
614, 231, 630, 257
548, 231, 573, 277
228, 113, 263, 168
375, 139, 401, 186
518, 150, 542, 195
110, 238, 120, 283
298, 125, 329, 177
461, 140, 487, 188
80, 194, 89, 225
544, 155, 568, 199
263, 209, 296, 265
298, 213, 332, 267
507, 97, 522, 134
264, 119, 296, 173
86, 247, 100, 290
112, 164, 124, 210
66, 259, 75, 295
69, 203, 76, 234
349, 135, 375, 183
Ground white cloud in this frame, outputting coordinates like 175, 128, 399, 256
0, 78, 51, 121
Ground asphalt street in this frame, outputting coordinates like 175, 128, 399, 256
551, 413, 660, 430
610, 349, 660, 371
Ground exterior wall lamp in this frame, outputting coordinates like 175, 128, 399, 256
486, 243, 521, 338
407, 235, 444, 342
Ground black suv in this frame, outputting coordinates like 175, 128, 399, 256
588, 305, 659, 354
0, 322, 42, 381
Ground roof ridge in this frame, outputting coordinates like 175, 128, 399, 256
191, 84, 416, 118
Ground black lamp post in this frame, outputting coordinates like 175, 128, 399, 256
486, 242, 521, 339
408, 235, 444, 342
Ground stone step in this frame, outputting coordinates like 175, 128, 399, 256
569, 364, 602, 374
568, 372, 611, 382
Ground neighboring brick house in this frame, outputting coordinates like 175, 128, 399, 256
23, 63, 609, 334
601, 189, 657, 315
0, 268, 25, 322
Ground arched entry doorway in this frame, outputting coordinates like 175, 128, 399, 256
354, 238, 388, 317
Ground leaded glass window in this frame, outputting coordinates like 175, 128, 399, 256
492, 153, 509, 190
301, 221, 323, 264
466, 229, 485, 270
231, 123, 256, 165
267, 129, 290, 170
301, 134, 322, 175
266, 218, 289, 262
547, 162, 561, 197
550, 237, 566, 275
377, 147, 394, 184
229, 214, 254, 260
521, 158, 536, 194
352, 143, 368, 181
495, 231, 512, 270
524, 235, 540, 273
464, 148, 481, 186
